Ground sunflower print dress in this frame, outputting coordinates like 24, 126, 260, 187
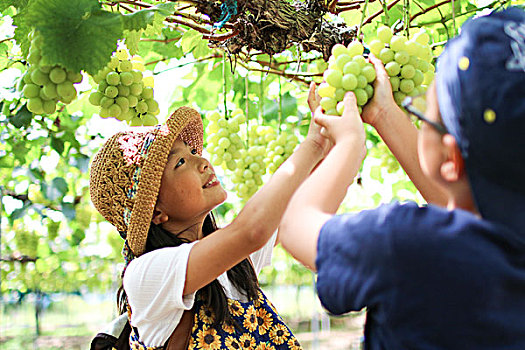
128, 289, 302, 350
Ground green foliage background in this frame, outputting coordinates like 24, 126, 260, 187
0, 0, 523, 301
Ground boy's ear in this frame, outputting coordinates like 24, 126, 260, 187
152, 208, 169, 225
440, 134, 465, 182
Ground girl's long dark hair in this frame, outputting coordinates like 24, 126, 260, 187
117, 213, 259, 327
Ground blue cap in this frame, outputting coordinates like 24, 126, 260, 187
435, 7, 525, 233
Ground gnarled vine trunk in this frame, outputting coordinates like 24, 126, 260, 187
195, 0, 357, 59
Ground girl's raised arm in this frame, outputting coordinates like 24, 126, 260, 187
183, 84, 329, 295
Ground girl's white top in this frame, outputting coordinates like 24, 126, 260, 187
123, 232, 278, 346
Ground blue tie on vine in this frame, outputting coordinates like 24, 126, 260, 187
213, 0, 238, 29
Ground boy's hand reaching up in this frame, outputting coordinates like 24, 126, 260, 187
361, 54, 402, 127
358, 54, 448, 206
314, 92, 366, 160
280, 91, 368, 271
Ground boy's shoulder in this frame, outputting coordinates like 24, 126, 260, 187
324, 201, 501, 244
370, 202, 524, 260
320, 201, 521, 261
378, 201, 505, 239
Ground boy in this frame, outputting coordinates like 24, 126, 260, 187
280, 7, 525, 349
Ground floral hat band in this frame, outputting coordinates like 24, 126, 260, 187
89, 107, 204, 257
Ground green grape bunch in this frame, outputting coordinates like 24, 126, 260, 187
230, 124, 289, 199
205, 109, 246, 171
18, 30, 83, 115
319, 41, 377, 116
231, 144, 266, 200
204, 109, 299, 201
204, 109, 264, 200
368, 26, 436, 105
264, 130, 298, 174
89, 48, 160, 126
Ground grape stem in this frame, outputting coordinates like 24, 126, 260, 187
240, 65, 320, 85
403, 0, 409, 38
409, 0, 453, 22
104, 0, 149, 8
149, 52, 319, 86
379, 0, 389, 24
356, 0, 370, 40
278, 76, 282, 133
223, 54, 228, 119
148, 54, 219, 69
362, 0, 401, 26
411, 0, 504, 27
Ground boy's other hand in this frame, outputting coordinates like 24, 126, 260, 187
362, 54, 399, 127
314, 92, 366, 152
306, 82, 332, 157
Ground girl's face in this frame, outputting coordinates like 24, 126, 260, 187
155, 138, 227, 229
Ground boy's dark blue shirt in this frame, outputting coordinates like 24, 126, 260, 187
316, 202, 525, 349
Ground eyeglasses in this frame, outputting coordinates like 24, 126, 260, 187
402, 95, 448, 135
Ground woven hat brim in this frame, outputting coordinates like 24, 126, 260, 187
127, 106, 203, 256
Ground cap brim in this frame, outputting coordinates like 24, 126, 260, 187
127, 107, 203, 256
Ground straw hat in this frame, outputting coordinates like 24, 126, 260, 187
89, 106, 203, 257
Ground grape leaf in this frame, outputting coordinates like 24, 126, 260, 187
280, 92, 297, 120
0, 154, 15, 168
50, 136, 64, 155
0, 0, 28, 12
8, 104, 32, 128
180, 29, 202, 53
61, 202, 75, 221
43, 176, 68, 201
10, 205, 28, 221
143, 12, 164, 37
25, 0, 122, 75
121, 2, 175, 32
193, 39, 211, 58
141, 27, 183, 60
124, 29, 142, 56
12, 4, 32, 57
27, 167, 44, 181
12, 140, 28, 162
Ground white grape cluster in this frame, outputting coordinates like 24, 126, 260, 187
205, 109, 246, 171
368, 26, 435, 105
223, 123, 267, 200
264, 130, 298, 173
18, 31, 83, 115
204, 109, 261, 199
89, 49, 160, 126
205, 109, 300, 200
230, 144, 266, 200
226, 125, 271, 200
319, 41, 377, 115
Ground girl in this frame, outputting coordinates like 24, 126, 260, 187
89, 85, 329, 349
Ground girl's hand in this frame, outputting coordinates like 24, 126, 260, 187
305, 82, 332, 157
314, 92, 366, 150
307, 81, 321, 113
361, 54, 400, 127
